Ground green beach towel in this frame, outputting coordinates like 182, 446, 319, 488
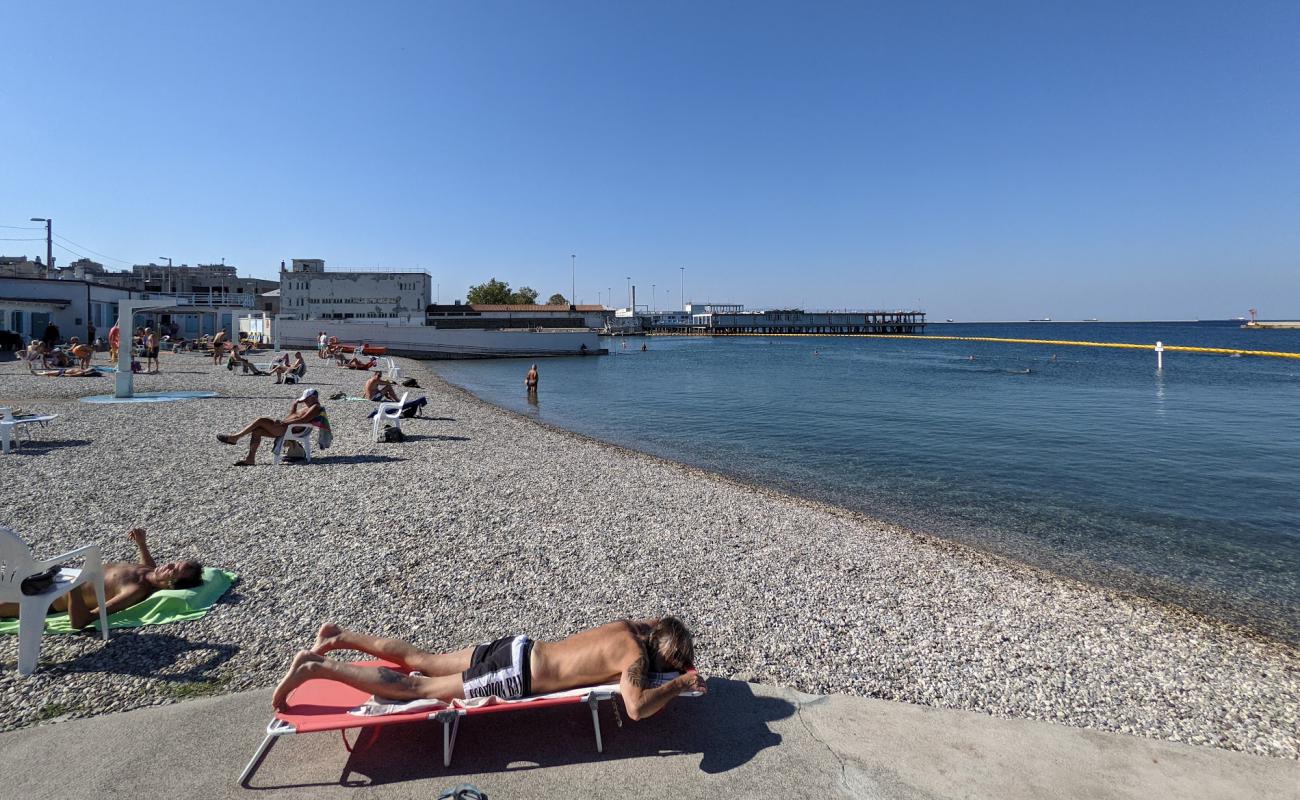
0, 567, 237, 635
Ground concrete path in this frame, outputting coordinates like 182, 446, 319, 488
2, 679, 1293, 799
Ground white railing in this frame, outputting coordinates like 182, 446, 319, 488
135, 292, 257, 308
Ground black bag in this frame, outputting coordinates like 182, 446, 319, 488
401, 378, 421, 388
381, 424, 406, 443
20, 566, 61, 596
400, 397, 427, 418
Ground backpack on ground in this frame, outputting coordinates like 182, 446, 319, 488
381, 424, 406, 443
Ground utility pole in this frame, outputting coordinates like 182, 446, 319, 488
30, 217, 52, 272
160, 257, 173, 293
680, 266, 685, 311
626, 277, 631, 311
570, 254, 576, 307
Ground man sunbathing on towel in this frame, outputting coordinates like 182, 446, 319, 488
0, 528, 202, 629
216, 388, 323, 465
272, 616, 706, 720
345, 354, 378, 370
363, 371, 399, 402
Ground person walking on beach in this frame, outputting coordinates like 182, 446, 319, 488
272, 616, 705, 719
216, 388, 325, 466
525, 364, 539, 392
144, 328, 160, 373
108, 322, 121, 362
211, 329, 228, 364
0, 528, 202, 629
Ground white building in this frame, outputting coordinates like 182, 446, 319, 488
0, 276, 134, 342
279, 259, 431, 321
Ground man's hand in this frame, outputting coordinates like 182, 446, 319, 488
678, 672, 708, 695
127, 528, 147, 547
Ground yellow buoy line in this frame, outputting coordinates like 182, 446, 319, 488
653, 331, 1300, 360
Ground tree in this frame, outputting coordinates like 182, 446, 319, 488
466, 279, 541, 305
547, 293, 568, 306
466, 278, 513, 305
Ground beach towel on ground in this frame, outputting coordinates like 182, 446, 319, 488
0, 567, 237, 635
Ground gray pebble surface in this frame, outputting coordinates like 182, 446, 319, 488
0, 350, 1296, 759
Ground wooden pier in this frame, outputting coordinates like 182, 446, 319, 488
700, 309, 926, 335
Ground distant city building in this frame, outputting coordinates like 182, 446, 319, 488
280, 259, 431, 320
0, 255, 53, 279
425, 301, 610, 330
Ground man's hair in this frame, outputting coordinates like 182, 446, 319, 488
648, 616, 694, 672
175, 561, 204, 590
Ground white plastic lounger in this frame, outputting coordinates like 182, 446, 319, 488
0, 407, 58, 454
239, 659, 700, 785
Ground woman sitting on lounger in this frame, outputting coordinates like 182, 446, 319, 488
0, 528, 202, 629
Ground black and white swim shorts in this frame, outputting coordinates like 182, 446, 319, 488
461, 635, 533, 700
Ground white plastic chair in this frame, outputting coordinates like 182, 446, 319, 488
0, 525, 109, 675
380, 357, 403, 383
0, 407, 59, 455
371, 392, 409, 442
271, 423, 314, 464
283, 364, 307, 385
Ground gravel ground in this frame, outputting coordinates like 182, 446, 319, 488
0, 350, 1297, 759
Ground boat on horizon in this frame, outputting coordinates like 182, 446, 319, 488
1028, 318, 1052, 322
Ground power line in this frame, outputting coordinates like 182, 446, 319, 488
0, 237, 46, 241
51, 232, 135, 265
52, 240, 93, 261
0, 224, 44, 230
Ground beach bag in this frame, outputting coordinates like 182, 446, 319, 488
381, 424, 406, 443
20, 566, 61, 596
400, 397, 427, 418
401, 377, 421, 388
283, 440, 307, 459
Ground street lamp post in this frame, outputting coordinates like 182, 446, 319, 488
626, 277, 631, 311
570, 254, 576, 307
680, 267, 685, 312
160, 257, 173, 293
29, 217, 52, 272
652, 284, 656, 314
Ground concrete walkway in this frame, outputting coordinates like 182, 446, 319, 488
2, 679, 1293, 799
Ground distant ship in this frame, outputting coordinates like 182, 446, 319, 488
1028, 318, 1052, 322
945, 318, 954, 322
1083, 318, 1100, 322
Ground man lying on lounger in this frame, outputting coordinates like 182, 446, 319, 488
272, 616, 706, 720
0, 528, 202, 629
216, 388, 323, 466
344, 354, 378, 370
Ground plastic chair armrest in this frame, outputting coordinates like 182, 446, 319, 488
38, 544, 102, 571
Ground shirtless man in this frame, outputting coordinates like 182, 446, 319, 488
0, 528, 202, 629
272, 616, 705, 719
211, 329, 229, 364
68, 337, 94, 369
364, 370, 398, 402
216, 388, 323, 466
345, 354, 378, 370
525, 364, 539, 392
144, 328, 160, 373
107, 323, 121, 362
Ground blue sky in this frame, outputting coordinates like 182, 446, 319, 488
2, 1, 1297, 320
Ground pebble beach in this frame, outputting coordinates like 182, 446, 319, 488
0, 351, 1297, 760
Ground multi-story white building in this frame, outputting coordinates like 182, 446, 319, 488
279, 259, 431, 321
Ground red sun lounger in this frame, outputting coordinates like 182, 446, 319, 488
238, 660, 698, 786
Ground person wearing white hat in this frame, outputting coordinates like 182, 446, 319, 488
216, 388, 323, 466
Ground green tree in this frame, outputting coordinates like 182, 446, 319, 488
511, 286, 539, 305
467, 278, 513, 304
547, 293, 568, 306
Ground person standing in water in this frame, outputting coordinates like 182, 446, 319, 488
525, 364, 539, 392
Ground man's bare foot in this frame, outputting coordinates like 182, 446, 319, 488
312, 623, 343, 655
272, 650, 324, 710
234, 459, 256, 466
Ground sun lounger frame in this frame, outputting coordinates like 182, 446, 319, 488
238, 663, 628, 786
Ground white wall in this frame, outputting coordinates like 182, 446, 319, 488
280, 271, 431, 320
0, 276, 131, 341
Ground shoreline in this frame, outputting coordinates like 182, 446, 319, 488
430, 366, 1299, 650
0, 353, 1296, 759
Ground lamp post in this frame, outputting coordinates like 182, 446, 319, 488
570, 254, 576, 307
680, 267, 685, 312
160, 257, 172, 293
29, 217, 52, 272
626, 277, 631, 311
652, 284, 656, 314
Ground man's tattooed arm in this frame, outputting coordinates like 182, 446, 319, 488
625, 655, 650, 689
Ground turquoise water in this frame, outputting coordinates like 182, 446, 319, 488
433, 322, 1300, 643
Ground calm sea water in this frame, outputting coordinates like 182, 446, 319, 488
433, 322, 1300, 643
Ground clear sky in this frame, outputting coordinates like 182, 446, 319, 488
2, 1, 1297, 320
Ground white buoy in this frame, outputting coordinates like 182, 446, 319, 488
1155, 340, 1164, 370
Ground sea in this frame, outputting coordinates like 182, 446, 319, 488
431, 322, 1300, 644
